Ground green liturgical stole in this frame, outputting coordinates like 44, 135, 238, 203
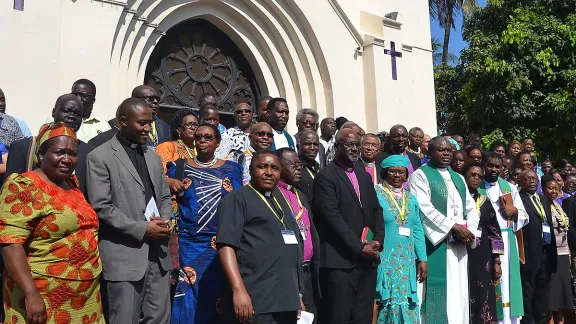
419, 164, 467, 324
478, 177, 524, 319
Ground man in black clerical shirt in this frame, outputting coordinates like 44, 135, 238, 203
313, 128, 384, 324
297, 130, 321, 204
5, 94, 89, 195
518, 171, 557, 324
217, 150, 303, 324
87, 98, 172, 323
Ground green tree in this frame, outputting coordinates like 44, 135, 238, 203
432, 38, 459, 66
429, 0, 478, 66
440, 0, 576, 159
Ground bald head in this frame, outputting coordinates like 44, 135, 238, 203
335, 128, 360, 165
388, 124, 409, 154
131, 85, 159, 114
340, 121, 365, 137
52, 94, 84, 132
298, 129, 320, 161
250, 122, 274, 151
519, 169, 539, 194
117, 97, 152, 145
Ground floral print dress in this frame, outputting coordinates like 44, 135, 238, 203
374, 184, 427, 324
0, 171, 103, 324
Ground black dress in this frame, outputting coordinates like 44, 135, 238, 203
467, 193, 504, 324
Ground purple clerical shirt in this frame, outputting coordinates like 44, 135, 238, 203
277, 181, 314, 262
337, 162, 361, 203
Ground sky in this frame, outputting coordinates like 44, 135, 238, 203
429, 0, 487, 57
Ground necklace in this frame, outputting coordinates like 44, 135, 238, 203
177, 139, 195, 160
194, 156, 217, 168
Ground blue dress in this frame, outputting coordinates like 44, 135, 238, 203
169, 160, 242, 324
374, 184, 427, 324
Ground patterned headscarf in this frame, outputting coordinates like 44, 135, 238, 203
35, 122, 78, 166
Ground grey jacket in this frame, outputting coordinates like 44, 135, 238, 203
87, 136, 172, 281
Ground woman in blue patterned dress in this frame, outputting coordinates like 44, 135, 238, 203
169, 124, 242, 324
375, 155, 428, 324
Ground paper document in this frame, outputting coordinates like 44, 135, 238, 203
144, 198, 159, 221
297, 311, 314, 324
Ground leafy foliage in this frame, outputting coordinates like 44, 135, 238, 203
436, 0, 576, 159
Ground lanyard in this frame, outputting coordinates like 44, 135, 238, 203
305, 166, 316, 179
382, 185, 407, 221
530, 194, 546, 221
279, 187, 304, 221
476, 196, 482, 215
245, 148, 253, 156
371, 165, 377, 185
551, 203, 568, 228
149, 121, 157, 145
177, 140, 195, 160
248, 184, 286, 228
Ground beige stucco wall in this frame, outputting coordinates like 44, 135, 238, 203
0, 0, 437, 136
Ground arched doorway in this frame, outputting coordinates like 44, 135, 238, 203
144, 19, 262, 127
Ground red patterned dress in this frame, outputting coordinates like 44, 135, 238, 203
0, 171, 103, 324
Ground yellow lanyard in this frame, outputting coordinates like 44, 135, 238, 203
279, 186, 304, 221
149, 121, 157, 144
177, 140, 195, 160
552, 203, 568, 228
371, 165, 377, 185
382, 185, 407, 221
245, 148, 254, 156
248, 183, 286, 228
530, 194, 546, 221
305, 166, 316, 179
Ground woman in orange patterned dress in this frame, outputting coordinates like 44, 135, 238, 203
0, 122, 103, 324
155, 108, 199, 173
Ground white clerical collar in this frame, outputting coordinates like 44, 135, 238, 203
362, 159, 375, 167
273, 128, 283, 134
264, 191, 272, 197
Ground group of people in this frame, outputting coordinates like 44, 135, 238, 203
0, 78, 575, 324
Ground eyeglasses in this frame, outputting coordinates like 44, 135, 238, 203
252, 131, 274, 138
362, 143, 379, 149
180, 122, 199, 130
300, 120, 317, 127
466, 172, 483, 179
388, 169, 407, 176
194, 134, 216, 141
235, 109, 252, 114
338, 141, 360, 149
140, 95, 160, 103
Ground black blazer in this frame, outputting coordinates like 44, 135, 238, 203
312, 161, 384, 269
109, 117, 171, 146
4, 137, 91, 197
318, 143, 327, 170
298, 158, 320, 204
520, 192, 557, 273
562, 195, 576, 254
298, 188, 322, 299
375, 151, 422, 177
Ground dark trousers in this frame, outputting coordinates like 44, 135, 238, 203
301, 263, 318, 324
319, 266, 376, 324
521, 251, 551, 324
249, 312, 298, 324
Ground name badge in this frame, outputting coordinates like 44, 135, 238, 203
282, 230, 298, 245
398, 227, 411, 237
542, 224, 551, 233
475, 229, 483, 238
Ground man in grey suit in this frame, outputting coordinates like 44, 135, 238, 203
87, 97, 173, 324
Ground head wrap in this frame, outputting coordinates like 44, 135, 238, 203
35, 122, 78, 166
381, 155, 410, 170
447, 137, 460, 150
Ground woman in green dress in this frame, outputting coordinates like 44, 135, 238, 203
375, 155, 428, 323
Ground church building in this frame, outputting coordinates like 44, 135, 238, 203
1, 0, 437, 134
